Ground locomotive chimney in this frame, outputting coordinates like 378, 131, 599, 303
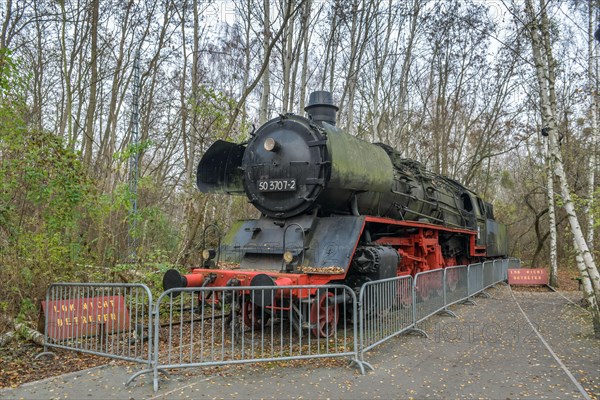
304, 91, 338, 126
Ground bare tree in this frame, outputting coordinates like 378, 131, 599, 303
524, 0, 600, 336
83, 0, 98, 168
259, 0, 271, 124
545, 133, 558, 287
585, 0, 598, 253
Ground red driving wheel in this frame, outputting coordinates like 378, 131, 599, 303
310, 292, 339, 338
242, 300, 270, 330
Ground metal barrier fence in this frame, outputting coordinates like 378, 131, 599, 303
493, 259, 506, 283
468, 263, 484, 297
359, 275, 413, 356
358, 260, 509, 359
483, 260, 495, 289
39, 259, 519, 391
413, 269, 446, 325
150, 284, 360, 391
445, 265, 468, 307
508, 258, 521, 270
37, 283, 153, 368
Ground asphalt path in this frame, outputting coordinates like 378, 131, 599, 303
2, 285, 597, 400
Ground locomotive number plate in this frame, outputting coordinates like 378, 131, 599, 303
258, 179, 296, 192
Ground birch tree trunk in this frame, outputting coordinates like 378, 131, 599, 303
525, 0, 600, 337
545, 138, 558, 287
586, 0, 597, 253
573, 235, 594, 308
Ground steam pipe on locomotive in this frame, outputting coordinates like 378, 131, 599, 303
163, 91, 508, 336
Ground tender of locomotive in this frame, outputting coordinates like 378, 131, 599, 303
164, 91, 508, 336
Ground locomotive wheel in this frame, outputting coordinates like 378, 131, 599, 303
310, 292, 339, 338
242, 300, 270, 330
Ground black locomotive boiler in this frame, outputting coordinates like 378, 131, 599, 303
164, 91, 508, 335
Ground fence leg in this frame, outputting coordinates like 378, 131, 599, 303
408, 326, 429, 338
126, 368, 155, 387
438, 309, 457, 318
477, 290, 491, 298
35, 288, 56, 360
460, 297, 477, 306
355, 302, 374, 374
34, 351, 55, 360
349, 358, 374, 375
407, 326, 429, 338
440, 269, 456, 318
408, 278, 429, 338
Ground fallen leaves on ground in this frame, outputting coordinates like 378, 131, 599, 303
0, 344, 107, 388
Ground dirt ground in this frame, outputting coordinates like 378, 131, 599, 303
556, 265, 585, 291
0, 346, 109, 388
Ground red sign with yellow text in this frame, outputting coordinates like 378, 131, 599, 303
42, 296, 130, 340
508, 269, 549, 285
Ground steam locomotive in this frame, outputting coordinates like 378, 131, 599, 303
164, 91, 508, 335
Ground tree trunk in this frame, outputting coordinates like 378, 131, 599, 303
586, 0, 597, 253
298, 0, 311, 114
32, 1, 44, 131
58, 0, 73, 144
98, 2, 132, 177
177, 0, 202, 267
83, 0, 99, 169
281, 0, 293, 113
546, 139, 558, 287
396, 0, 420, 143
259, 0, 271, 124
224, 1, 301, 135
0, 0, 11, 49
525, 0, 600, 337
339, 0, 373, 135
15, 321, 45, 346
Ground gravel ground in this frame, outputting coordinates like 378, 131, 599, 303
1, 284, 597, 400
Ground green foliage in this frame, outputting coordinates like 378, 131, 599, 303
0, 50, 94, 327
0, 48, 25, 98
0, 129, 92, 320
16, 298, 36, 323
113, 139, 154, 164
499, 170, 515, 190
